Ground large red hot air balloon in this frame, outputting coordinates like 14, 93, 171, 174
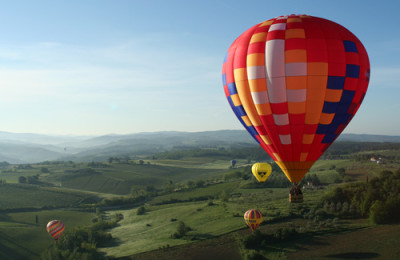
222, 14, 370, 185
46, 220, 65, 242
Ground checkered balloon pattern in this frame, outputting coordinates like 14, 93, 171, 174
222, 15, 370, 183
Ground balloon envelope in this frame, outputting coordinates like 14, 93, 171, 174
222, 15, 370, 183
252, 163, 272, 183
244, 209, 263, 231
46, 220, 65, 241
231, 159, 237, 167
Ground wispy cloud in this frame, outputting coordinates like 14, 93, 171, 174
0, 34, 223, 134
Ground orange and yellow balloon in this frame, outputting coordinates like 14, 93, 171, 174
244, 209, 263, 231
46, 220, 65, 242
252, 163, 272, 183
222, 14, 370, 184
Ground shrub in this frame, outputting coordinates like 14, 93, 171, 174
18, 176, 27, 183
137, 206, 146, 215
343, 176, 355, 182
41, 167, 50, 173
369, 196, 400, 224
274, 227, 298, 241
172, 221, 192, 239
115, 213, 124, 222
242, 230, 265, 249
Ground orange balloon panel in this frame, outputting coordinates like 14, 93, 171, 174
222, 15, 370, 183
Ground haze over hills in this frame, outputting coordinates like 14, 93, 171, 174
0, 130, 399, 164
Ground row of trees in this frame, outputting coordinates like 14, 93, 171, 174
320, 169, 400, 224
18, 175, 42, 184
0, 161, 10, 169
107, 157, 148, 165
322, 142, 400, 159
151, 146, 269, 162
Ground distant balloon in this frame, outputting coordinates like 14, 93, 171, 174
252, 163, 272, 183
46, 220, 65, 242
244, 209, 263, 231
231, 159, 237, 167
222, 14, 370, 184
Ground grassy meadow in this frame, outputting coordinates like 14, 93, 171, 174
99, 186, 326, 258
0, 209, 96, 259
0, 143, 399, 259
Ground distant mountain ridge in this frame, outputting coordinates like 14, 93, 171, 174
337, 133, 400, 143
0, 130, 399, 164
0, 131, 91, 145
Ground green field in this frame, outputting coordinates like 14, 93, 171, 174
0, 184, 101, 210
0, 209, 96, 259
0, 144, 399, 259
100, 201, 244, 257
47, 162, 228, 195
99, 183, 330, 258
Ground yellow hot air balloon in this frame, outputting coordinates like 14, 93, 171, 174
252, 163, 272, 183
244, 209, 263, 231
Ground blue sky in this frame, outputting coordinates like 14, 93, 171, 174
0, 0, 399, 136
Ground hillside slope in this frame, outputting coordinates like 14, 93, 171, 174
0, 130, 399, 163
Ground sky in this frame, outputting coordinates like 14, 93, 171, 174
0, 0, 399, 136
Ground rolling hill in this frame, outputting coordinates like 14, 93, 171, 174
0, 130, 399, 163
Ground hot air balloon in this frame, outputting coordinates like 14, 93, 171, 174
244, 209, 263, 231
252, 162, 272, 183
231, 159, 237, 167
46, 220, 65, 242
222, 14, 370, 202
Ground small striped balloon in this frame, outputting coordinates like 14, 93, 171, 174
244, 209, 263, 231
46, 220, 65, 242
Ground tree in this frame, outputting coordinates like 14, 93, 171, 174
369, 197, 400, 224
18, 176, 27, 183
187, 180, 196, 189
172, 221, 192, 238
0, 161, 9, 169
310, 174, 321, 186
27, 175, 40, 184
41, 167, 50, 173
369, 200, 385, 224
137, 206, 146, 215
336, 168, 346, 178
145, 185, 156, 192
195, 180, 205, 188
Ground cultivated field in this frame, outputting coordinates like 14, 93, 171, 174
0, 144, 399, 259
